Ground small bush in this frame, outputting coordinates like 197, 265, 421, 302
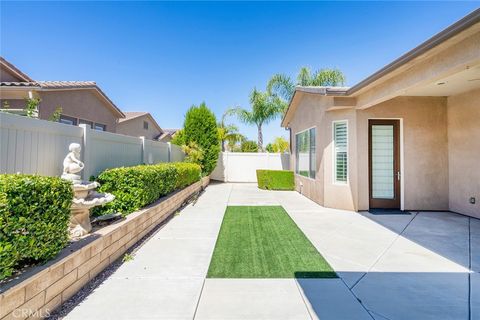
0, 174, 73, 280
96, 163, 178, 216
256, 170, 294, 190
184, 103, 220, 176
170, 162, 202, 189
95, 162, 201, 216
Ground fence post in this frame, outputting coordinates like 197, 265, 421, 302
79, 124, 89, 180
140, 136, 146, 164
167, 142, 172, 162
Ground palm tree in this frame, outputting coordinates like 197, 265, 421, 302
227, 88, 286, 151
217, 112, 243, 152
267, 67, 346, 102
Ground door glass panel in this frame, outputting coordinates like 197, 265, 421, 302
372, 125, 394, 199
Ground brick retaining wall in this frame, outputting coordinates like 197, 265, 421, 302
0, 177, 209, 320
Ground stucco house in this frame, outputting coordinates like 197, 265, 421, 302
0, 57, 124, 132
158, 128, 180, 143
116, 111, 164, 140
282, 9, 480, 219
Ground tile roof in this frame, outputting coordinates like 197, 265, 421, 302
119, 111, 150, 122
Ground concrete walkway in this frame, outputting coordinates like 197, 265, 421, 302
65, 183, 479, 320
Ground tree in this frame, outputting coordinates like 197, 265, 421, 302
241, 140, 258, 153
217, 111, 243, 152
171, 129, 186, 146
48, 106, 63, 122
267, 67, 346, 102
227, 88, 286, 151
182, 142, 204, 169
183, 102, 220, 175
266, 137, 289, 153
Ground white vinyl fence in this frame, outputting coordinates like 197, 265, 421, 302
211, 152, 291, 182
0, 112, 184, 179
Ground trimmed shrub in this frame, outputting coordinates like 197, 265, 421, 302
95, 162, 202, 216
170, 162, 202, 189
96, 163, 178, 216
256, 170, 294, 191
184, 103, 220, 176
0, 174, 73, 280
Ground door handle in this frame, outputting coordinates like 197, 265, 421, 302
396, 171, 401, 181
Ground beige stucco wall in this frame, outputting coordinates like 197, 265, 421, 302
116, 115, 162, 140
38, 90, 118, 132
0, 65, 23, 82
289, 95, 450, 212
357, 96, 449, 211
447, 88, 480, 218
288, 94, 330, 207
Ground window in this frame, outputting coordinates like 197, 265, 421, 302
295, 127, 316, 178
333, 121, 348, 183
59, 115, 77, 126
79, 119, 93, 129
94, 123, 106, 131
143, 121, 149, 130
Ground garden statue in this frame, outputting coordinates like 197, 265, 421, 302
61, 143, 114, 238
61, 143, 84, 183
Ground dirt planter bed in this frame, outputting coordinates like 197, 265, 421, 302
0, 176, 210, 320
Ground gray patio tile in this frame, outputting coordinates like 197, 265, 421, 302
470, 218, 480, 272
112, 238, 216, 278
296, 278, 372, 320
155, 216, 222, 239
371, 212, 470, 273
359, 211, 417, 234
65, 277, 204, 320
353, 272, 469, 320
194, 279, 311, 320
472, 273, 480, 320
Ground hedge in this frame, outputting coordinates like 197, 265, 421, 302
256, 170, 295, 191
184, 103, 220, 175
95, 162, 201, 216
0, 175, 73, 280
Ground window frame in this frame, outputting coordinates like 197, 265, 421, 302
59, 115, 77, 126
143, 121, 149, 130
332, 120, 348, 185
94, 123, 106, 131
79, 119, 94, 129
295, 126, 316, 180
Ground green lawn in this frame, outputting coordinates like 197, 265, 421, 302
207, 206, 336, 278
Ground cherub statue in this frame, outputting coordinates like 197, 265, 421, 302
61, 143, 85, 182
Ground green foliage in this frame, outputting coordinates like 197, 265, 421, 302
49, 106, 63, 122
171, 129, 186, 146
2, 100, 10, 109
95, 162, 201, 217
0, 174, 73, 280
241, 140, 258, 153
227, 88, 286, 151
267, 67, 346, 102
218, 111, 244, 152
182, 142, 204, 170
24, 98, 41, 118
96, 163, 178, 216
169, 162, 202, 189
256, 170, 294, 190
266, 137, 289, 153
184, 103, 220, 175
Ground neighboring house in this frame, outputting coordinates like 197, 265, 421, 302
158, 128, 179, 143
116, 111, 164, 140
282, 10, 480, 218
0, 57, 124, 132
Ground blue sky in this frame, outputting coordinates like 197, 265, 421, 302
1, 2, 478, 143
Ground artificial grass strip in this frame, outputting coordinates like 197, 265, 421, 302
207, 206, 336, 278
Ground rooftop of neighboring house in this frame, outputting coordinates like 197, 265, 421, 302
0, 57, 125, 118
118, 111, 164, 134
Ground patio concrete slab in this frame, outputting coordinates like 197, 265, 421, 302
195, 279, 311, 320
65, 277, 204, 320
471, 218, 480, 272
352, 272, 469, 320
156, 217, 222, 239
472, 273, 480, 320
112, 238, 216, 278
296, 279, 372, 320
359, 211, 416, 234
